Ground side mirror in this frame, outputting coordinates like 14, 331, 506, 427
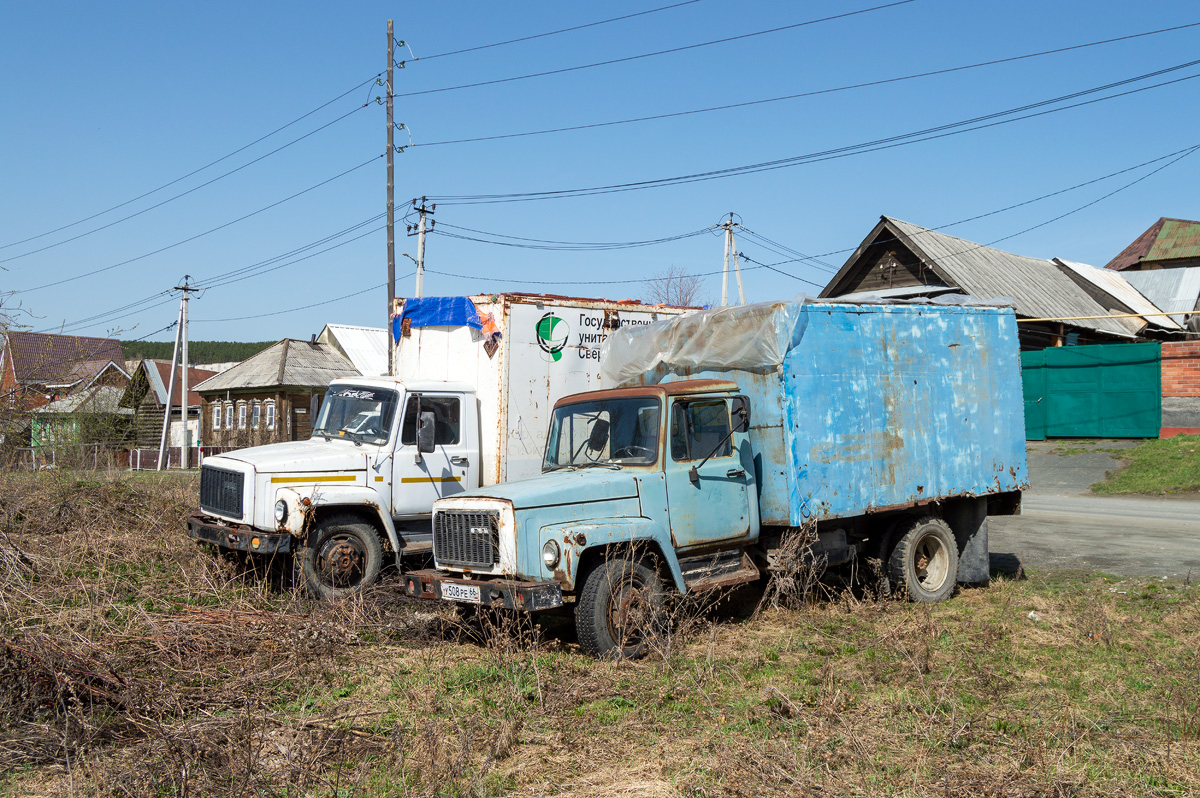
586, 418, 610, 452
417, 411, 436, 454
732, 397, 751, 433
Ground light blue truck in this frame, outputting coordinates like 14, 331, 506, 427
403, 300, 1029, 657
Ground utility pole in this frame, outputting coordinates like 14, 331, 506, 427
386, 20, 396, 376
156, 277, 195, 470
409, 198, 435, 297
721, 214, 746, 306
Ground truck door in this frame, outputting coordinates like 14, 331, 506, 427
664, 398, 751, 547
392, 393, 477, 518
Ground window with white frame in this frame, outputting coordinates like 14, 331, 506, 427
237, 402, 247, 429
251, 402, 261, 429
212, 402, 222, 430
224, 402, 233, 429
264, 401, 276, 430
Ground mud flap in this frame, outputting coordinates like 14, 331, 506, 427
944, 498, 989, 584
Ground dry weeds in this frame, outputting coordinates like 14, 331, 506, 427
0, 470, 1196, 797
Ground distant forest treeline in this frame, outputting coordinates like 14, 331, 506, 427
121, 340, 275, 364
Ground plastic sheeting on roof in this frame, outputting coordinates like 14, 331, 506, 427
391, 297, 482, 342
600, 294, 1012, 386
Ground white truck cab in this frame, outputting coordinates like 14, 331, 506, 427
187, 378, 478, 598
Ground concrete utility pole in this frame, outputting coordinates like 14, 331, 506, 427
156, 277, 194, 470
721, 214, 746, 306
386, 20, 396, 376
409, 198, 435, 298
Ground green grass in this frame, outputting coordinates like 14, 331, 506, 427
1091, 433, 1200, 494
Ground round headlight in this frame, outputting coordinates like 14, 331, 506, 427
542, 539, 560, 568
274, 499, 288, 523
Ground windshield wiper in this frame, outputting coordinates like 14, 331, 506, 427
573, 462, 622, 470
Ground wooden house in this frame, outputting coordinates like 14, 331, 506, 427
119, 360, 218, 450
820, 216, 1175, 350
194, 338, 359, 449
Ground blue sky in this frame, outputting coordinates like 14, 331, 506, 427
3, 1, 1199, 344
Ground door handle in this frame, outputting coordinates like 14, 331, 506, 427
726, 468, 745, 478
451, 456, 469, 465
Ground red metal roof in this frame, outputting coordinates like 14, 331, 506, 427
149, 360, 218, 407
1105, 217, 1200, 270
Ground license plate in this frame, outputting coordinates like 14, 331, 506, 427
441, 582, 481, 604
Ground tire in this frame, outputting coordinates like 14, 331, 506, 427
887, 516, 958, 603
296, 513, 383, 600
575, 556, 666, 659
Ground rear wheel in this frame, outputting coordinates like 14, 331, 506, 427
887, 516, 958, 603
575, 555, 666, 659
297, 513, 383, 600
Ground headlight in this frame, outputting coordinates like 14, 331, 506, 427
274, 499, 288, 523
542, 539, 560, 568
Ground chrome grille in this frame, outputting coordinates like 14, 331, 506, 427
200, 465, 244, 518
433, 510, 499, 568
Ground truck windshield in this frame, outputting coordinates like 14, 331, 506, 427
543, 397, 661, 470
313, 386, 399, 445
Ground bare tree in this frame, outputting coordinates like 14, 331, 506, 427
643, 265, 706, 307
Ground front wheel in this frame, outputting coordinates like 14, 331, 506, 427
887, 516, 958, 603
296, 513, 383, 600
575, 555, 666, 659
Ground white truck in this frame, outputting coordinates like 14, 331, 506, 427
185, 294, 688, 598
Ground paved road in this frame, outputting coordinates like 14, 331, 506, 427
988, 441, 1200, 579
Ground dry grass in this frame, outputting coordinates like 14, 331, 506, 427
1, 469, 1197, 797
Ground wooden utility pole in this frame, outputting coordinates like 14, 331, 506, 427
386, 20, 396, 376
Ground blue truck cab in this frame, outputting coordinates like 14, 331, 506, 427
404, 300, 1029, 657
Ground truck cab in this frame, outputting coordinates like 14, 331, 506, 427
405, 380, 763, 657
188, 377, 478, 598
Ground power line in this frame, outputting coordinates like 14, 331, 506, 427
424, 60, 1200, 205
395, 1, 917, 99
412, 21, 1200, 148
0, 74, 381, 253
48, 215, 386, 334
14, 156, 381, 295
423, 265, 766, 287
191, 278, 410, 324
430, 222, 716, 250
415, 1, 706, 61
0, 104, 373, 266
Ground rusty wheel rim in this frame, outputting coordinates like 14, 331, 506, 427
607, 572, 652, 648
914, 532, 950, 591
316, 533, 366, 588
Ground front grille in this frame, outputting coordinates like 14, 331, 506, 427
200, 465, 245, 519
433, 510, 500, 568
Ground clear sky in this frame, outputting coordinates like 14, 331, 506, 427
3, 1, 1199, 344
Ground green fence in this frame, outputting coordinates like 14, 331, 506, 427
1021, 342, 1161, 440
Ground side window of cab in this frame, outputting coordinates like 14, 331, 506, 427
670, 399, 732, 461
400, 395, 461, 445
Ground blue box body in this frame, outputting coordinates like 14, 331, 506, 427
629, 303, 1028, 526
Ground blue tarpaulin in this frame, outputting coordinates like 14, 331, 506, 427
392, 296, 481, 341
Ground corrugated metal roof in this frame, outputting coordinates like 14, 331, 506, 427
317, 324, 388, 376
141, 360, 217, 408
194, 340, 358, 393
1105, 217, 1200, 270
884, 217, 1140, 338
1122, 267, 1200, 325
34, 385, 132, 415
838, 285, 957, 301
1054, 259, 1182, 330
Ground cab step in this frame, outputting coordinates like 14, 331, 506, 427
679, 549, 761, 593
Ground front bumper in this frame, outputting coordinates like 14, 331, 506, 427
402, 569, 563, 612
186, 513, 292, 554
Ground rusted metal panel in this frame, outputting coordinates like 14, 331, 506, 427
613, 302, 1028, 526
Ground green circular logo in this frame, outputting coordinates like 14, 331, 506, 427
535, 313, 568, 362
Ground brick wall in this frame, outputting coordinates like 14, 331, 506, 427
1161, 341, 1200, 436
1162, 341, 1200, 396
